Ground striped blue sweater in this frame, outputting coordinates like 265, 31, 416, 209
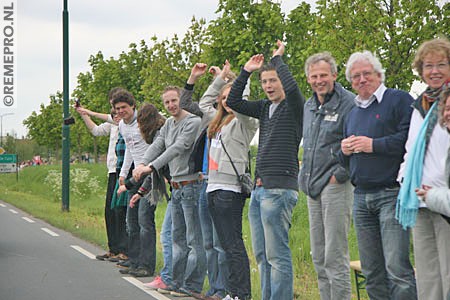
227, 55, 304, 190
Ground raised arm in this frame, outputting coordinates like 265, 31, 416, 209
271, 40, 305, 119
226, 55, 265, 118
199, 61, 232, 122
180, 63, 208, 117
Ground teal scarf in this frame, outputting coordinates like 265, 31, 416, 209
396, 101, 438, 229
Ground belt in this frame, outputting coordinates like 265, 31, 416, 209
171, 179, 201, 189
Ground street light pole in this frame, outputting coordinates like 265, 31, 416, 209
61, 0, 70, 212
0, 112, 14, 148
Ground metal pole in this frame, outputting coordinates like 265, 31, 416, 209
61, 0, 70, 211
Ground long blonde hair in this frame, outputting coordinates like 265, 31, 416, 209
207, 83, 234, 139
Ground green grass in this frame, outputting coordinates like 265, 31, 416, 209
0, 163, 368, 299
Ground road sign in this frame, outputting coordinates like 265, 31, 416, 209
0, 153, 17, 173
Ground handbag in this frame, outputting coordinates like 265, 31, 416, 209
220, 138, 254, 198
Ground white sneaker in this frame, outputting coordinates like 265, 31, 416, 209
222, 295, 240, 300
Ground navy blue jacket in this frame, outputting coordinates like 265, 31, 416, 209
339, 88, 413, 192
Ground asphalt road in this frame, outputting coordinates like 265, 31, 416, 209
0, 200, 183, 300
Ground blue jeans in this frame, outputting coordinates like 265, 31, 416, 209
171, 181, 206, 292
160, 200, 172, 285
248, 187, 298, 300
209, 190, 251, 300
353, 187, 417, 300
199, 180, 227, 297
126, 192, 156, 272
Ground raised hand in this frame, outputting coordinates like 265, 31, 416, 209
220, 60, 232, 81
244, 54, 264, 73
209, 66, 222, 79
76, 107, 91, 116
188, 63, 208, 84
272, 39, 285, 57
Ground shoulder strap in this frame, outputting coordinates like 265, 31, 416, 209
219, 138, 240, 179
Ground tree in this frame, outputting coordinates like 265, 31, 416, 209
284, 2, 316, 94
141, 17, 210, 111
204, 0, 286, 99
309, 0, 449, 91
23, 92, 64, 159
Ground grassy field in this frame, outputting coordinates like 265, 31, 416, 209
0, 163, 368, 299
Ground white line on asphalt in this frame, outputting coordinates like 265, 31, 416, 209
0, 203, 6, 207
70, 245, 96, 260
41, 227, 59, 237
22, 217, 35, 223
9, 209, 18, 214
122, 277, 171, 300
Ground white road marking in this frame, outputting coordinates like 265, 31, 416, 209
0, 203, 6, 207
9, 209, 18, 214
70, 245, 96, 260
41, 227, 59, 237
122, 277, 171, 300
22, 217, 35, 223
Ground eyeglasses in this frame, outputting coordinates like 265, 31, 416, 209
423, 62, 449, 71
350, 71, 375, 82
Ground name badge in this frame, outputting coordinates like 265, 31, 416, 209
324, 113, 338, 122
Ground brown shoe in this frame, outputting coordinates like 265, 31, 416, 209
108, 253, 128, 262
96, 252, 113, 261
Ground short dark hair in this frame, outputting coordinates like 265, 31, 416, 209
111, 89, 136, 108
258, 63, 277, 80
108, 87, 125, 101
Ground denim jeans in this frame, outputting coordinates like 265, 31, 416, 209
248, 186, 298, 300
199, 180, 227, 297
171, 181, 206, 292
160, 200, 172, 285
308, 181, 353, 300
126, 192, 157, 272
208, 190, 251, 300
353, 187, 417, 300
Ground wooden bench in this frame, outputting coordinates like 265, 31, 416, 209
350, 260, 416, 300
350, 260, 365, 300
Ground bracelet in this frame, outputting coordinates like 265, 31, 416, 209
136, 190, 144, 197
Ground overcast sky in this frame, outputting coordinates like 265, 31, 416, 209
0, 0, 302, 139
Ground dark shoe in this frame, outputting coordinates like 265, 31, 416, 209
116, 259, 130, 268
95, 252, 113, 261
158, 284, 176, 294
119, 267, 136, 274
108, 253, 128, 262
129, 268, 153, 277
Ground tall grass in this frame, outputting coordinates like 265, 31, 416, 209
0, 163, 368, 299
